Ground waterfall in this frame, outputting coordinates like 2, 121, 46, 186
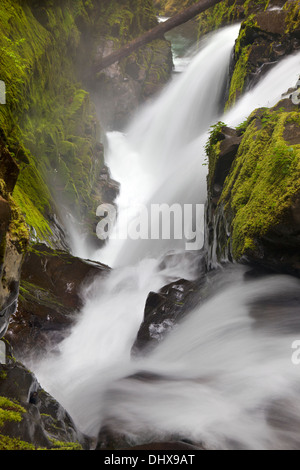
32, 25, 300, 449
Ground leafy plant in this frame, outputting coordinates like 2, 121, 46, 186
205, 121, 226, 156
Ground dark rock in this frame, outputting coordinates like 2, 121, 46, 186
0, 359, 91, 449
227, 4, 300, 105
132, 272, 206, 356
0, 197, 11, 234
97, 425, 205, 451
120, 441, 204, 450
0, 142, 19, 194
256, 10, 288, 36
99, 166, 120, 204
211, 127, 242, 195
91, 37, 173, 131
5, 243, 110, 359
0, 140, 28, 341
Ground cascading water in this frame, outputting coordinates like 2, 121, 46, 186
31, 24, 300, 449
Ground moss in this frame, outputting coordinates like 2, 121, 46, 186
0, 370, 7, 381
49, 438, 83, 450
0, 0, 103, 247
7, 195, 30, 253
208, 107, 300, 260
226, 45, 251, 110
0, 396, 26, 427
283, 0, 300, 34
0, 434, 37, 450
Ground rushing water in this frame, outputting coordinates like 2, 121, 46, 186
32, 25, 300, 449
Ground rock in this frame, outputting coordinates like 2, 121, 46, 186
256, 10, 288, 36
5, 243, 110, 359
0, 142, 19, 194
226, 2, 300, 108
210, 127, 242, 200
97, 425, 205, 451
132, 268, 207, 355
99, 165, 120, 204
205, 100, 300, 276
0, 358, 91, 449
0, 140, 29, 340
91, 36, 173, 130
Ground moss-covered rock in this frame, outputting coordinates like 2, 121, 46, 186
0, 139, 29, 339
0, 359, 90, 449
89, 1, 173, 130
226, 1, 300, 109
206, 98, 300, 276
0, 0, 173, 251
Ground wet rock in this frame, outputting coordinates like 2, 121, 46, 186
97, 425, 205, 451
5, 243, 110, 359
132, 276, 206, 356
0, 142, 19, 194
0, 140, 29, 340
99, 165, 120, 204
210, 127, 242, 201
227, 3, 300, 107
0, 358, 91, 449
91, 36, 173, 130
205, 99, 300, 277
120, 441, 204, 450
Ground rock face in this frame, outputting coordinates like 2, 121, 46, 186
226, 1, 300, 108
5, 244, 110, 360
91, 37, 173, 131
0, 141, 29, 339
205, 98, 300, 276
0, 348, 90, 450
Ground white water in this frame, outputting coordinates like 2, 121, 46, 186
32, 25, 300, 449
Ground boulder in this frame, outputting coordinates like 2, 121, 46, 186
0, 357, 91, 449
205, 98, 300, 276
5, 243, 110, 359
226, 2, 300, 108
132, 253, 207, 355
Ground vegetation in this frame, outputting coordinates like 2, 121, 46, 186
206, 106, 300, 260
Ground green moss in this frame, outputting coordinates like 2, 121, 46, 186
208, 107, 300, 260
0, 0, 104, 246
49, 438, 83, 450
0, 396, 26, 427
0, 434, 37, 450
283, 0, 300, 34
7, 195, 30, 253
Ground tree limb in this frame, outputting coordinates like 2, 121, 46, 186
96, 0, 224, 73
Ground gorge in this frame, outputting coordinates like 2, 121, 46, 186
0, 0, 300, 451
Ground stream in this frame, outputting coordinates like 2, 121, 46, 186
31, 23, 300, 450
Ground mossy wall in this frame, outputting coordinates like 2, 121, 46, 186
0, 0, 171, 248
0, 0, 103, 246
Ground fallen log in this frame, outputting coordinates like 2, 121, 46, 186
96, 0, 224, 72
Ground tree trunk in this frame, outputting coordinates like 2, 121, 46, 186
96, 0, 224, 73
